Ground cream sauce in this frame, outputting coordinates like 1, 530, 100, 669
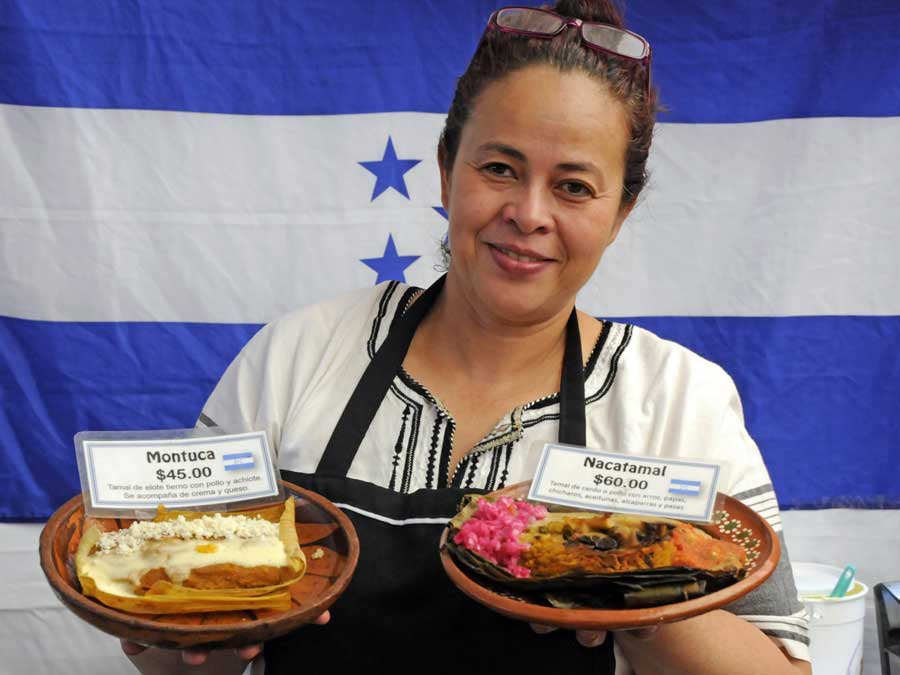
82, 536, 289, 595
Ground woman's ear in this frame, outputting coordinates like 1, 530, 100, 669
437, 145, 450, 212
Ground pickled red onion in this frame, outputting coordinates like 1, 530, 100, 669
452, 497, 547, 578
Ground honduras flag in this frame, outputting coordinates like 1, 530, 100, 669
222, 452, 256, 472
1, 1, 898, 520
668, 480, 702, 498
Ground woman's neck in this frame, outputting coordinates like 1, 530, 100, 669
413, 277, 573, 388
403, 274, 600, 459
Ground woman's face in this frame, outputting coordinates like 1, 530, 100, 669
440, 64, 633, 326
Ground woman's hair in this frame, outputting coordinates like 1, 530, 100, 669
438, 0, 659, 209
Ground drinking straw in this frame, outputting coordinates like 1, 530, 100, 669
828, 565, 856, 598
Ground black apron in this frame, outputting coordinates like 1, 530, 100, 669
268, 276, 615, 673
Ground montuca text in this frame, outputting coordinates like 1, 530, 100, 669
146, 450, 216, 463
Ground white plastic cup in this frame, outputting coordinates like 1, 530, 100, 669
792, 562, 869, 675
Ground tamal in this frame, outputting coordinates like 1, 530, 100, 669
446, 495, 746, 608
75, 498, 306, 613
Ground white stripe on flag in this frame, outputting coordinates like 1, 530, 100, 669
668, 478, 702, 496
222, 452, 255, 470
3, 104, 899, 322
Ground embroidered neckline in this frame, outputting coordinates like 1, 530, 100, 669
396, 321, 610, 450
388, 283, 618, 480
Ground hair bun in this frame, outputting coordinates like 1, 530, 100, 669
551, 0, 625, 27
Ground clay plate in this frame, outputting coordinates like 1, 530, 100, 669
39, 479, 359, 649
439, 481, 779, 631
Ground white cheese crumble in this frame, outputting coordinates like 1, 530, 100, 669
96, 514, 279, 555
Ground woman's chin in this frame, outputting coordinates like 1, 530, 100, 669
474, 287, 562, 327
448, 265, 573, 326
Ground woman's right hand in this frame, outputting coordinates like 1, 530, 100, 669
121, 610, 330, 671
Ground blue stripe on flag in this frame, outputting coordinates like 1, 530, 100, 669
669, 488, 701, 496
2, 314, 898, 519
669, 479, 702, 487
222, 452, 253, 461
1, 1, 898, 121
0, 316, 260, 521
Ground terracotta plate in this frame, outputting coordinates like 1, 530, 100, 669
439, 481, 779, 631
39, 480, 359, 649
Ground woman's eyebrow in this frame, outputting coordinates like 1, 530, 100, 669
475, 142, 601, 174
557, 160, 601, 174
476, 142, 526, 162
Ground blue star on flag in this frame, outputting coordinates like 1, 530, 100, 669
359, 137, 421, 201
360, 234, 420, 284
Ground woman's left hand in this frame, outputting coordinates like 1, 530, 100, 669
535, 611, 812, 675
530, 623, 659, 647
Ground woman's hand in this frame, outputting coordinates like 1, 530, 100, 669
530, 622, 659, 648
608, 611, 810, 675
121, 610, 330, 672
120, 640, 265, 666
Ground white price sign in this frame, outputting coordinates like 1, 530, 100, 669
80, 431, 279, 511
528, 444, 722, 522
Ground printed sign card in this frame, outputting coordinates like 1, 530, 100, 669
75, 430, 281, 516
528, 443, 722, 522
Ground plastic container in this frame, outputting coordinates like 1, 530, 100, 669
792, 562, 869, 675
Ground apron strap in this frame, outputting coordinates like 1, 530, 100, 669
316, 276, 446, 475
558, 309, 586, 446
317, 274, 586, 476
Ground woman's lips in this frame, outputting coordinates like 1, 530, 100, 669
487, 243, 554, 274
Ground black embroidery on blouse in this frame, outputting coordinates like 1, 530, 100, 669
388, 402, 410, 492
392, 286, 420, 327
497, 444, 513, 489
365, 287, 632, 493
425, 414, 442, 489
485, 443, 503, 490
481, 442, 514, 491
438, 419, 454, 488
388, 381, 426, 493
585, 320, 611, 376
463, 453, 480, 489
521, 323, 633, 430
526, 321, 611, 412
585, 323, 632, 405
368, 281, 400, 359
401, 413, 418, 493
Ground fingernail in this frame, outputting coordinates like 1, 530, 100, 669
181, 650, 206, 666
577, 631, 606, 648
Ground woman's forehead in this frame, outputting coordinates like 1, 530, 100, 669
462, 65, 630, 163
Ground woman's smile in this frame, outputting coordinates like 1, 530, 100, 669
487, 242, 556, 274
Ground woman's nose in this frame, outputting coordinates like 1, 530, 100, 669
502, 184, 553, 233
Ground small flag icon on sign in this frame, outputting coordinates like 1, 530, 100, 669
222, 452, 255, 472
668, 478, 702, 496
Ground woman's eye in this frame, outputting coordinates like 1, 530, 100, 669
560, 181, 593, 198
482, 162, 514, 178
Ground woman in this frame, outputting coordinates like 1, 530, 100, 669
125, 1, 811, 673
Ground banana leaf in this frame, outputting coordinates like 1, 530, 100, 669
446, 494, 746, 609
